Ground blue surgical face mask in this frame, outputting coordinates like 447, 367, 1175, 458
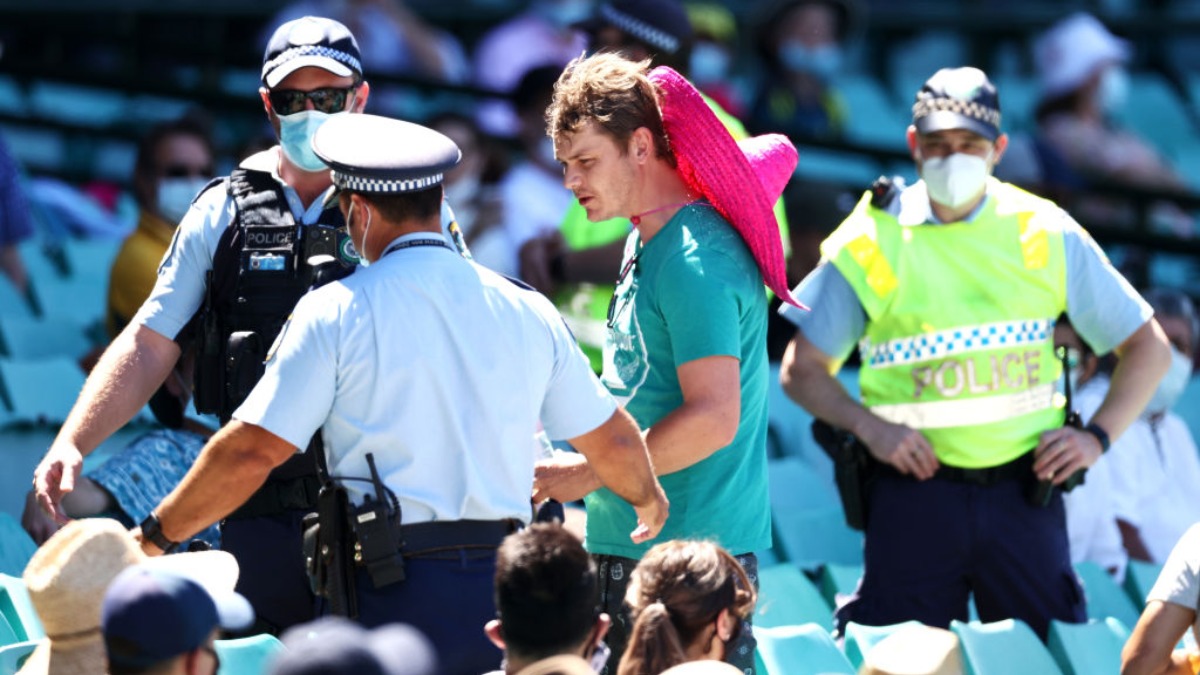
535, 0, 592, 28
1098, 66, 1129, 115
1145, 345, 1193, 415
279, 110, 334, 172
156, 176, 209, 225
778, 40, 843, 80
690, 42, 731, 84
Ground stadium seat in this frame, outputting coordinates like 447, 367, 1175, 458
1074, 561, 1141, 629
0, 574, 45, 642
842, 620, 924, 670
887, 31, 968, 105
950, 618, 1062, 675
28, 275, 107, 326
1123, 559, 1164, 610
60, 237, 122, 284
767, 457, 863, 568
0, 357, 86, 426
756, 624, 855, 675
793, 146, 883, 188
0, 613, 19, 648
1046, 618, 1127, 675
0, 279, 34, 320
0, 315, 92, 360
213, 633, 286, 675
991, 75, 1040, 133
0, 514, 37, 578
0, 639, 38, 672
838, 74, 907, 151
1111, 72, 1199, 159
816, 562, 862, 610
755, 564, 834, 630
766, 363, 819, 462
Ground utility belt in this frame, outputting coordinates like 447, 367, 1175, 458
881, 450, 1033, 486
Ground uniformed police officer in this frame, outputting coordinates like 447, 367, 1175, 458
33, 16, 467, 636
131, 113, 670, 675
779, 66, 1172, 639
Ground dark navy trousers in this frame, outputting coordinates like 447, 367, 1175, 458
834, 471, 1086, 640
221, 510, 317, 635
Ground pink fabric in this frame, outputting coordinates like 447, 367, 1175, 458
650, 66, 804, 308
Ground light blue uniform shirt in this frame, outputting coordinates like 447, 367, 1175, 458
133, 147, 464, 340
234, 232, 617, 523
779, 179, 1152, 360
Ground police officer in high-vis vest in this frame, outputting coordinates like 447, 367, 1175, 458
130, 113, 669, 675
33, 16, 466, 636
779, 67, 1173, 639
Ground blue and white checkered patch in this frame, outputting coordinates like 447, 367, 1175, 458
861, 318, 1054, 368
331, 170, 442, 193
600, 3, 680, 54
264, 44, 362, 78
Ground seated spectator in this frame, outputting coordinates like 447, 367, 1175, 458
483, 523, 611, 675
270, 616, 436, 675
101, 560, 253, 675
1032, 13, 1193, 236
427, 112, 505, 270
1121, 523, 1200, 675
576, 0, 694, 74
749, 0, 853, 140
1104, 289, 1200, 564
685, 3, 746, 119
17, 518, 230, 675
617, 541, 756, 675
0, 132, 35, 294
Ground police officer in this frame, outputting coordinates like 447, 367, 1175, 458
131, 114, 669, 675
33, 16, 464, 635
779, 67, 1172, 639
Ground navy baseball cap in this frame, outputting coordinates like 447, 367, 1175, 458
575, 0, 694, 56
912, 67, 1002, 141
262, 16, 363, 89
102, 564, 253, 670
271, 616, 436, 675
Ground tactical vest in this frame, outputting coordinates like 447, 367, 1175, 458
824, 181, 1069, 468
193, 168, 356, 484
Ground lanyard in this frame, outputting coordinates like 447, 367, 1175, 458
380, 238, 454, 259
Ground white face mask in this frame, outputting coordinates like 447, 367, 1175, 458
1145, 345, 1193, 415
1098, 66, 1129, 115
921, 151, 992, 210
156, 176, 209, 225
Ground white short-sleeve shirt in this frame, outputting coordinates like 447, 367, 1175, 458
1147, 522, 1200, 645
234, 232, 617, 524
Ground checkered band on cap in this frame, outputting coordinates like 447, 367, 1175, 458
912, 97, 1001, 131
600, 3, 680, 54
264, 44, 362, 79
331, 170, 443, 193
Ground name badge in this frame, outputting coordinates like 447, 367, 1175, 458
248, 253, 286, 272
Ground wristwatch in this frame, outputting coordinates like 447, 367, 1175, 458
1083, 422, 1111, 454
139, 512, 181, 554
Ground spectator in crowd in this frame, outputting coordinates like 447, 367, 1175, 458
101, 560, 253, 675
0, 133, 35, 294
684, 2, 745, 119
1104, 289, 1200, 565
617, 541, 756, 675
535, 53, 798, 672
1121, 522, 1200, 675
483, 524, 612, 675
472, 0, 590, 138
1032, 12, 1193, 236
428, 112, 506, 271
750, 0, 853, 140
270, 616, 437, 675
1054, 316, 1129, 582
780, 66, 1171, 640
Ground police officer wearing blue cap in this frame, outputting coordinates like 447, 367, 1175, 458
33, 16, 474, 637
779, 66, 1172, 638
132, 114, 669, 675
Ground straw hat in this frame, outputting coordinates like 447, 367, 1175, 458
648, 66, 804, 307
859, 625, 964, 675
17, 518, 233, 675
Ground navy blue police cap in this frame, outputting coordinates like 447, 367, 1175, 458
312, 114, 461, 195
912, 67, 1002, 141
262, 16, 363, 89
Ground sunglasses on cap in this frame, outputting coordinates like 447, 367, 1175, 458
268, 85, 358, 116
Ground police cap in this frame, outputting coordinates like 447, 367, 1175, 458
912, 67, 1002, 141
312, 114, 461, 195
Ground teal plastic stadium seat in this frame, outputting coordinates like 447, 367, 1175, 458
755, 564, 833, 630
0, 639, 38, 673
767, 458, 863, 568
0, 612, 19, 648
1123, 560, 1163, 610
28, 275, 106, 326
0, 357, 86, 426
1047, 618, 1126, 675
756, 624, 855, 675
951, 619, 1062, 675
842, 620, 923, 670
0, 278, 33, 320
0, 315, 92, 360
1074, 561, 1140, 629
816, 562, 862, 610
0, 574, 45, 642
793, 146, 882, 187
215, 633, 285, 675
0, 514, 38, 578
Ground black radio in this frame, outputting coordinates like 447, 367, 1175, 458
350, 453, 407, 589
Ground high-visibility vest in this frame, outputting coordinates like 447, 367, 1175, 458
824, 180, 1068, 468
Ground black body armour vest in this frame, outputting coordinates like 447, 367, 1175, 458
193, 168, 356, 483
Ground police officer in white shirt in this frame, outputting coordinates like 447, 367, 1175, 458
132, 113, 669, 675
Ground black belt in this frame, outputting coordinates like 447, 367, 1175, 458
388, 519, 520, 560
227, 475, 321, 520
881, 451, 1034, 486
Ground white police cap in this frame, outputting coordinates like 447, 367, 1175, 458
312, 114, 461, 194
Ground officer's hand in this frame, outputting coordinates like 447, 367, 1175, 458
33, 442, 84, 524
534, 453, 601, 504
129, 526, 165, 557
861, 418, 939, 480
21, 489, 60, 544
1034, 427, 1102, 485
630, 486, 669, 545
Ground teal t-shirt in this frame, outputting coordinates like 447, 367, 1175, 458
586, 203, 772, 558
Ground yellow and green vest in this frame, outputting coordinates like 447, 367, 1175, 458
823, 182, 1069, 468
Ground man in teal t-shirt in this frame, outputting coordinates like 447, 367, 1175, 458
535, 53, 800, 673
